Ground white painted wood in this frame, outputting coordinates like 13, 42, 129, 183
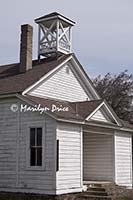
19, 108, 57, 191
83, 132, 114, 181
115, 131, 132, 187
86, 101, 121, 126
36, 14, 74, 58
0, 96, 132, 195
56, 122, 83, 193
22, 55, 100, 100
0, 99, 19, 188
56, 20, 59, 52
0, 98, 57, 194
28, 64, 90, 102
91, 109, 109, 122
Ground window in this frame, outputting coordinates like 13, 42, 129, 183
30, 127, 42, 166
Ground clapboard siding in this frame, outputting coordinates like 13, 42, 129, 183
83, 132, 114, 181
0, 99, 19, 188
91, 110, 108, 122
18, 108, 56, 192
56, 122, 82, 193
115, 131, 132, 187
0, 98, 57, 194
28, 64, 89, 102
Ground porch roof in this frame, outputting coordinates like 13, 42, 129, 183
23, 95, 102, 121
19, 95, 133, 131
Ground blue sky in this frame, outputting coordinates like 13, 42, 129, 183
0, 0, 133, 77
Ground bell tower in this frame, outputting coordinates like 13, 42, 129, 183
35, 12, 75, 59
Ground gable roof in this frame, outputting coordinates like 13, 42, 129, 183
86, 100, 121, 126
22, 54, 100, 99
0, 53, 100, 100
0, 54, 70, 95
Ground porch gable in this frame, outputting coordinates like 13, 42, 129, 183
86, 101, 121, 126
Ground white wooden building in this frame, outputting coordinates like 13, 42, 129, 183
0, 12, 133, 195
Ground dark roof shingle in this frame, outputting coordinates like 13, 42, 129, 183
70, 100, 103, 119
0, 54, 70, 95
24, 95, 102, 121
22, 95, 133, 129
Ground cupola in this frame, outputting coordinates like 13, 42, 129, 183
35, 12, 75, 59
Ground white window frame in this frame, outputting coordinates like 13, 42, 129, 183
26, 123, 45, 171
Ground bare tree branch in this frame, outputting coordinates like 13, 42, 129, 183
93, 70, 133, 123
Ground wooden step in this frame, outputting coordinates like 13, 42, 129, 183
88, 186, 106, 192
86, 190, 108, 196
78, 194, 112, 200
83, 183, 112, 199
88, 183, 103, 188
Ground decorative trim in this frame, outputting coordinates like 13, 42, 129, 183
86, 102, 104, 120
70, 56, 100, 100
72, 54, 100, 99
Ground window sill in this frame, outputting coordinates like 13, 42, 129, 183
26, 166, 45, 171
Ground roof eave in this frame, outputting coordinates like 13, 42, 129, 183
85, 120, 133, 132
71, 54, 101, 100
56, 117, 85, 124
0, 93, 21, 99
35, 14, 75, 26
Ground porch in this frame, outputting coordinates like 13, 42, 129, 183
83, 125, 115, 183
56, 122, 132, 194
82, 123, 132, 189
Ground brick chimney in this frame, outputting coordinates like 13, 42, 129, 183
20, 24, 33, 73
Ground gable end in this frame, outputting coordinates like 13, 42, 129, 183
27, 63, 90, 102
86, 102, 121, 126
